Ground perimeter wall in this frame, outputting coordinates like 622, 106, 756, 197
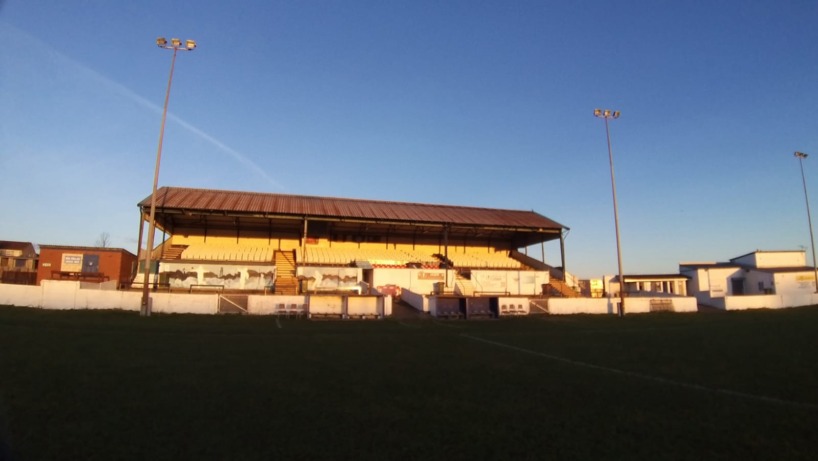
0, 280, 391, 316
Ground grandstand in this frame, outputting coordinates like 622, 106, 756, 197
135, 187, 570, 316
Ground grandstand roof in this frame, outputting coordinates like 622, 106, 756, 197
139, 186, 567, 246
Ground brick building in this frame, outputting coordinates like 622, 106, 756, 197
37, 245, 137, 286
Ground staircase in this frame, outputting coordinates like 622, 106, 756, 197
274, 250, 298, 295
544, 279, 581, 298
161, 244, 187, 260
454, 273, 475, 296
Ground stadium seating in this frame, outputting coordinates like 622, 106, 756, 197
446, 250, 522, 269
304, 247, 438, 267
179, 243, 522, 270
181, 244, 276, 262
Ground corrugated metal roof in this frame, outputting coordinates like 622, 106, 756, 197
140, 187, 567, 231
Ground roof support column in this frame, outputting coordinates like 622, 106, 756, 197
136, 210, 145, 278
560, 231, 567, 282
444, 226, 449, 288
161, 227, 167, 259
301, 218, 308, 263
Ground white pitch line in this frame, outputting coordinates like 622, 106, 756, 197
275, 316, 282, 329
398, 321, 421, 328
432, 319, 465, 329
460, 334, 818, 411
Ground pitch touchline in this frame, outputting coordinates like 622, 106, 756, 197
432, 319, 465, 329
460, 334, 818, 411
397, 321, 421, 328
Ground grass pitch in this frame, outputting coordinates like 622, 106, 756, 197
1, 305, 817, 460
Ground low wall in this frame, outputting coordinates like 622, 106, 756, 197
0, 283, 42, 308
40, 281, 142, 311
548, 297, 616, 315
548, 296, 698, 315
724, 293, 818, 310
0, 281, 391, 317
401, 289, 429, 313
14, 281, 803, 316
248, 296, 309, 315
630, 296, 697, 313
150, 292, 217, 314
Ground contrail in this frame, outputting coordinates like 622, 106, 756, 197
1, 22, 285, 191
166, 114, 285, 190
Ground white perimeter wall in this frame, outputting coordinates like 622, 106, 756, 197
11, 281, 144, 311
6, 282, 813, 316
548, 296, 698, 315
0, 281, 391, 316
723, 293, 818, 310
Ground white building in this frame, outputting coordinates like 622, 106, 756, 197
680, 250, 818, 310
604, 274, 689, 298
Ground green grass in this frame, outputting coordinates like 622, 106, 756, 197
1, 306, 817, 460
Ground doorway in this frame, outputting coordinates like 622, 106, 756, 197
730, 278, 745, 296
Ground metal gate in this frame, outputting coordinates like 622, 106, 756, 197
218, 295, 248, 314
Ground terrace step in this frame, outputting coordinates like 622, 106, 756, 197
161, 245, 187, 260
274, 250, 298, 295
544, 279, 581, 298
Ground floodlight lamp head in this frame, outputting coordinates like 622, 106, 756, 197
594, 108, 602, 117
185, 39, 197, 50
156, 37, 167, 47
612, 111, 621, 119
796, 151, 808, 159
171, 38, 182, 47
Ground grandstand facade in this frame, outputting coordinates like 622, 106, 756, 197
135, 187, 569, 316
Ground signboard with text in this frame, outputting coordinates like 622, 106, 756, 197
61, 254, 83, 272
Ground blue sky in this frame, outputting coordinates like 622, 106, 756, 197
2, 0, 818, 279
